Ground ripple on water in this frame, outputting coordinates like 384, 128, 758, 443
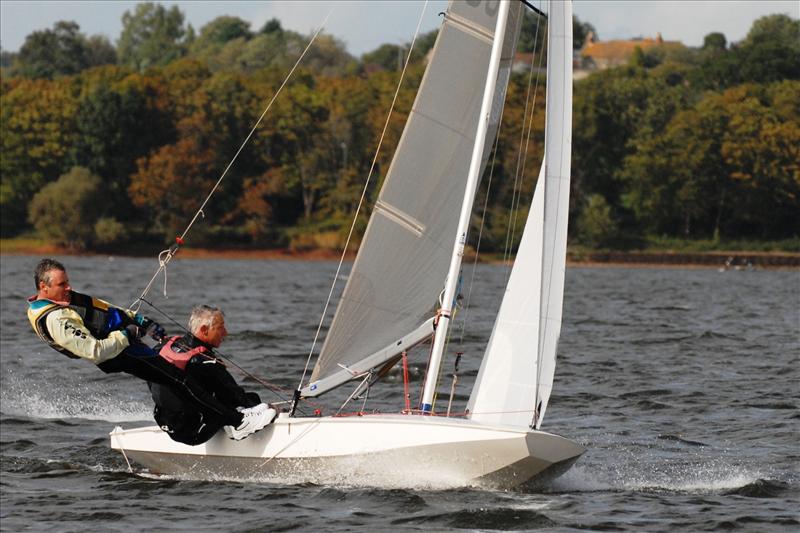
723, 479, 792, 498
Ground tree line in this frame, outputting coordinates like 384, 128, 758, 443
1, 3, 798, 251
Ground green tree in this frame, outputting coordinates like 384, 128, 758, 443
118, 3, 189, 71
190, 16, 252, 56
128, 70, 265, 240
702, 32, 727, 51
27, 167, 104, 249
15, 21, 92, 78
0, 49, 13, 68
719, 82, 800, 237
735, 15, 800, 84
571, 67, 650, 219
577, 194, 618, 247
260, 18, 283, 35
573, 16, 597, 50
85, 35, 117, 66
69, 77, 174, 219
362, 44, 407, 71
129, 134, 217, 240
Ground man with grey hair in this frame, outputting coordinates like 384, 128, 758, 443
149, 304, 275, 444
27, 258, 273, 443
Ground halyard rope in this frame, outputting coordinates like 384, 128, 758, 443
502, 3, 546, 276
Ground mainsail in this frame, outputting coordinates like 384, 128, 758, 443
304, 0, 523, 397
467, 1, 573, 429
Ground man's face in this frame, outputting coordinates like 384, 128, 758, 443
40, 269, 71, 303
199, 316, 227, 347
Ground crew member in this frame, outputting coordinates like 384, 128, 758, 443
150, 305, 272, 445
27, 258, 273, 441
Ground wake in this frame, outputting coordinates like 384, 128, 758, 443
0, 378, 152, 422
548, 462, 770, 494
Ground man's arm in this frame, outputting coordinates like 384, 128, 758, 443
46, 308, 130, 364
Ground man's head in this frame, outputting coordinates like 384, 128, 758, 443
188, 305, 227, 347
34, 258, 71, 303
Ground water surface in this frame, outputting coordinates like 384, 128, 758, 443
2, 256, 797, 531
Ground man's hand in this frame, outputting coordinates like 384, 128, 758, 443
134, 314, 165, 340
146, 322, 166, 341
124, 324, 145, 342
134, 314, 153, 328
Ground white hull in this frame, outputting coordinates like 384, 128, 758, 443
110, 414, 583, 489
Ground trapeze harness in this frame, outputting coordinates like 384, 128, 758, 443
158, 336, 215, 370
27, 291, 129, 359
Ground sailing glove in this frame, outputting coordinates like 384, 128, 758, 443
147, 322, 166, 341
134, 314, 165, 340
134, 314, 152, 328
123, 324, 145, 342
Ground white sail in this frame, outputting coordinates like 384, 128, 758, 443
307, 0, 522, 397
468, 1, 572, 429
467, 165, 545, 427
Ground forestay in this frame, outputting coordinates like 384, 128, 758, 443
304, 0, 523, 398
467, 0, 573, 429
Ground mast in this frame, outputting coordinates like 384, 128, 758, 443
420, 0, 511, 413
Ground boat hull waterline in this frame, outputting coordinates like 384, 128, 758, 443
111, 414, 583, 489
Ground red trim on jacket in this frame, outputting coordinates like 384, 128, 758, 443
158, 336, 209, 370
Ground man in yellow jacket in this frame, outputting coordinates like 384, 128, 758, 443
27, 258, 274, 441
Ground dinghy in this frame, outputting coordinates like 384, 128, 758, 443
111, 0, 583, 489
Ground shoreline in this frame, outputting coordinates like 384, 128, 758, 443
2, 244, 798, 270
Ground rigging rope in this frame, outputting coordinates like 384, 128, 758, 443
297, 0, 431, 391
131, 7, 335, 311
458, 113, 504, 345
502, 3, 546, 278
506, 15, 547, 282
459, 2, 546, 344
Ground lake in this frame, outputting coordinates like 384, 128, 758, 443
1, 255, 797, 531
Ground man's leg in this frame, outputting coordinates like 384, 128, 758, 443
184, 357, 261, 408
99, 346, 243, 427
150, 382, 226, 445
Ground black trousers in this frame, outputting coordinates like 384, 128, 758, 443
97, 345, 243, 428
148, 358, 261, 445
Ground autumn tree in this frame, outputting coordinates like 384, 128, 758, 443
70, 73, 175, 220
1, 78, 78, 235
620, 82, 799, 239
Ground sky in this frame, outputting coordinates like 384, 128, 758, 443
1, 1, 798, 56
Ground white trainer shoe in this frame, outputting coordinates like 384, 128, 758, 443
224, 403, 277, 441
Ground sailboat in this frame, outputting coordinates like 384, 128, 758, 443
110, 0, 583, 489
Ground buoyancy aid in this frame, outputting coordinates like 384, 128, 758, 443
158, 335, 213, 371
27, 291, 132, 359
